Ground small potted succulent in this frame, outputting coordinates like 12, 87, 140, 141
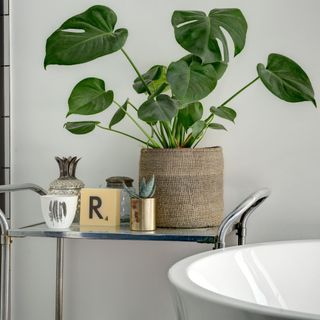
44, 5, 317, 228
123, 176, 156, 231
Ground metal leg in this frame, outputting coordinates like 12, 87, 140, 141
0, 209, 10, 320
0, 184, 48, 320
55, 238, 64, 320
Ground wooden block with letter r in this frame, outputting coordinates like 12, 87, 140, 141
80, 188, 121, 226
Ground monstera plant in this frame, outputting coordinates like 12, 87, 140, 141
44, 5, 316, 149
44, 5, 317, 229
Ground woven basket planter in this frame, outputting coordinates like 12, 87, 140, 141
139, 147, 224, 228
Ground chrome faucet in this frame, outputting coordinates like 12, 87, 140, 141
215, 188, 271, 249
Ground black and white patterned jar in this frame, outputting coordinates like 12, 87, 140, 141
48, 156, 85, 224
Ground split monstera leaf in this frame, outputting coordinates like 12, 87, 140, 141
44, 5, 317, 148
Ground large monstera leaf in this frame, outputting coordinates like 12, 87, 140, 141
44, 5, 128, 67
257, 54, 317, 107
172, 9, 247, 64
167, 55, 218, 104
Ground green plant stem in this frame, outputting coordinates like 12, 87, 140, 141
172, 117, 178, 138
219, 76, 260, 107
97, 124, 150, 146
148, 82, 168, 100
121, 49, 151, 95
128, 100, 165, 147
153, 123, 162, 139
162, 121, 176, 147
114, 100, 161, 148
204, 76, 260, 124
155, 123, 167, 147
179, 125, 185, 146
204, 113, 214, 126
175, 122, 181, 146
193, 129, 208, 148
192, 76, 260, 148
182, 133, 193, 147
159, 123, 169, 148
127, 100, 138, 112
151, 125, 165, 147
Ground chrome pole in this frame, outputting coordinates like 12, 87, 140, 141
55, 238, 64, 320
0, 183, 47, 196
0, 209, 10, 320
0, 184, 47, 320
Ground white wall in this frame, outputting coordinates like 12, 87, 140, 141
10, 0, 320, 319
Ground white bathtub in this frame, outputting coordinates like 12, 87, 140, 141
169, 240, 320, 320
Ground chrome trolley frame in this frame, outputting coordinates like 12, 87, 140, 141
0, 184, 270, 320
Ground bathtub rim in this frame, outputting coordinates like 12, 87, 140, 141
168, 239, 320, 320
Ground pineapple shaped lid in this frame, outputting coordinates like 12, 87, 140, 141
49, 156, 84, 191
56, 156, 80, 179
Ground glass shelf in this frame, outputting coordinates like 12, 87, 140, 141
8, 222, 218, 243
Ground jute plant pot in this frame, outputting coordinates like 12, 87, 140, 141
139, 147, 223, 228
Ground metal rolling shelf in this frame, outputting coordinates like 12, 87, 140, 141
0, 184, 270, 320
5, 221, 218, 320
8, 222, 218, 243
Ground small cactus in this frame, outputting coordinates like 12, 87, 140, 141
123, 175, 156, 199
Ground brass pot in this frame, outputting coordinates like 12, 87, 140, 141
130, 198, 156, 231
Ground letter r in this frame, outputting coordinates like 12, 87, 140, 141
89, 196, 103, 219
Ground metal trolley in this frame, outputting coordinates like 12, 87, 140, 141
0, 183, 270, 320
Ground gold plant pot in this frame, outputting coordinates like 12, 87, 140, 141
130, 198, 156, 231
